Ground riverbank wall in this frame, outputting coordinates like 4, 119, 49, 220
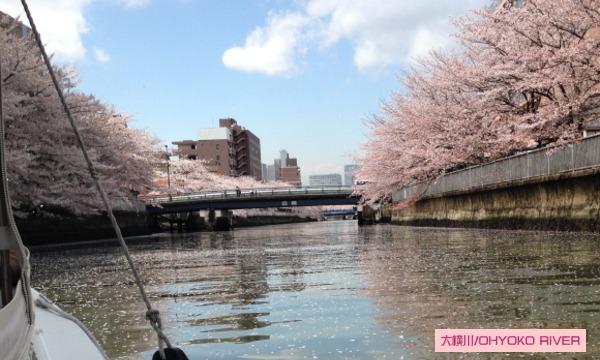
18, 212, 317, 246
390, 134, 600, 232
16, 210, 151, 247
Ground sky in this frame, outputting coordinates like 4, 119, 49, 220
2, 0, 488, 184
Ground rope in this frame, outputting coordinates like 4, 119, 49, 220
0, 29, 34, 325
19, 1, 172, 358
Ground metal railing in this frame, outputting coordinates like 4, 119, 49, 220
393, 134, 600, 202
142, 186, 355, 205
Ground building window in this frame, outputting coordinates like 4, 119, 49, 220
216, 144, 220, 150
216, 155, 220, 161
191, 144, 197, 150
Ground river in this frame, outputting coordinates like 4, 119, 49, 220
30, 221, 600, 359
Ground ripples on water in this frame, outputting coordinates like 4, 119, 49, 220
30, 222, 600, 359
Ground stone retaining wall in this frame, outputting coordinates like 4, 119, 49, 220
391, 174, 600, 232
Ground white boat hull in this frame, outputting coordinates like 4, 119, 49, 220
25, 289, 107, 360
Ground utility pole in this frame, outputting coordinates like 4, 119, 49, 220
164, 145, 171, 191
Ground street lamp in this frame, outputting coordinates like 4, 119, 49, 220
164, 145, 171, 191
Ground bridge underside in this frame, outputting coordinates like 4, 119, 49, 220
147, 196, 359, 215
321, 210, 356, 217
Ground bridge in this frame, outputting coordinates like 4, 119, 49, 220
320, 209, 357, 220
321, 209, 357, 217
142, 186, 360, 215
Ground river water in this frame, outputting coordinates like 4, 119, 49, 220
30, 222, 600, 359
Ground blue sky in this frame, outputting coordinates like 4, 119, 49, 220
2, 0, 488, 184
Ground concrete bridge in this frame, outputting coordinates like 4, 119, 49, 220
143, 186, 359, 214
321, 209, 357, 220
141, 186, 360, 231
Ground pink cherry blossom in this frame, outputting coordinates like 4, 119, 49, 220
357, 0, 600, 202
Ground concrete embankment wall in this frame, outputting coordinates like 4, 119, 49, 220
16, 211, 151, 247
391, 135, 600, 232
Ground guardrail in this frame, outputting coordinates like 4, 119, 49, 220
141, 186, 355, 205
393, 134, 600, 202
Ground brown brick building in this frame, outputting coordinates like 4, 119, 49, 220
278, 150, 301, 186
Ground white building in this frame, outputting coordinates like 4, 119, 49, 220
344, 165, 360, 186
309, 173, 342, 187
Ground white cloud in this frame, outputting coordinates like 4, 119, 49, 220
223, 0, 487, 76
222, 12, 309, 77
2, 0, 150, 63
93, 47, 111, 63
406, 24, 454, 64
120, 0, 151, 9
3, 0, 91, 62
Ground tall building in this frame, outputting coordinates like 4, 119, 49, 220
309, 174, 342, 187
172, 118, 262, 179
262, 163, 268, 180
344, 165, 360, 186
265, 164, 276, 182
274, 150, 302, 186
273, 159, 281, 181
219, 118, 262, 179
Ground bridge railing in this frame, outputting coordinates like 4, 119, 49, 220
141, 186, 356, 205
393, 134, 600, 202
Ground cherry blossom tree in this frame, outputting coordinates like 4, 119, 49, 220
357, 0, 600, 202
456, 0, 600, 143
1, 16, 161, 217
151, 158, 296, 195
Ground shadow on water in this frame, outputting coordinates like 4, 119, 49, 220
30, 223, 600, 359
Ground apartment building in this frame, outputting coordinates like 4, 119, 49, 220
221, 118, 262, 180
172, 118, 262, 179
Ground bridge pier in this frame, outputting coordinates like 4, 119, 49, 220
199, 209, 233, 231
357, 204, 391, 226
150, 210, 234, 232
149, 212, 190, 233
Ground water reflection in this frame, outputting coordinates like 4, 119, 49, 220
358, 227, 600, 359
30, 223, 600, 359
